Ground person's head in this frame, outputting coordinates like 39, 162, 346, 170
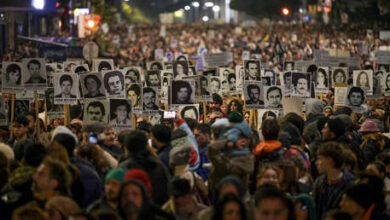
25, 111, 36, 133
13, 115, 29, 138
173, 80, 193, 103
84, 74, 101, 93
118, 180, 148, 219
210, 77, 221, 94
386, 74, 390, 89
214, 175, 246, 205
347, 87, 364, 107
316, 142, 345, 174
104, 71, 124, 95
105, 168, 126, 203
285, 62, 293, 71
317, 68, 328, 86
246, 60, 259, 78
124, 129, 148, 154
174, 61, 188, 76
293, 73, 308, 94
44, 196, 81, 220
74, 65, 87, 74
168, 177, 195, 212
146, 71, 160, 86
340, 184, 376, 219
247, 84, 260, 101
261, 118, 280, 141
59, 74, 73, 95
257, 165, 279, 187
111, 100, 130, 122
228, 73, 236, 88
212, 193, 247, 220
194, 123, 211, 147
366, 161, 386, 179
333, 69, 346, 84
210, 93, 223, 110
6, 63, 21, 84
125, 68, 140, 83
87, 101, 105, 122
127, 84, 140, 107
356, 71, 369, 87
267, 86, 282, 108
254, 185, 295, 220
201, 76, 208, 89
98, 61, 112, 71
32, 158, 72, 197
27, 59, 41, 76
228, 99, 243, 114
12, 203, 46, 220
151, 124, 171, 148
150, 62, 162, 70
143, 87, 156, 109
321, 118, 345, 140
181, 105, 198, 121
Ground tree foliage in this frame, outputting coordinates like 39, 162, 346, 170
230, 0, 302, 19
122, 3, 152, 24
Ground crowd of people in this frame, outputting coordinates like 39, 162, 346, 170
1, 22, 390, 220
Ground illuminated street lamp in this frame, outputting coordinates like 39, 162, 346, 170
212, 5, 220, 12
184, 5, 191, 11
282, 7, 290, 16
32, 0, 45, 10
192, 2, 200, 8
202, 16, 209, 22
205, 2, 214, 7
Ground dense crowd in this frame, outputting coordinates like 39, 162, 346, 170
1, 22, 390, 220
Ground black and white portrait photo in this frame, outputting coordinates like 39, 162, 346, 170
142, 87, 159, 111
109, 99, 132, 129
80, 72, 106, 99
2, 62, 23, 90
179, 104, 199, 121
188, 66, 197, 76
353, 70, 373, 95
284, 61, 295, 71
257, 109, 279, 130
72, 64, 89, 74
8, 99, 30, 120
123, 66, 142, 85
244, 82, 264, 108
264, 86, 283, 109
281, 71, 292, 93
54, 73, 79, 105
227, 73, 237, 92
46, 63, 56, 87
235, 65, 244, 89
371, 74, 383, 99
385, 73, 390, 96
127, 84, 142, 109
93, 59, 114, 72
160, 76, 170, 103
202, 68, 217, 77
378, 64, 390, 73
316, 67, 329, 92
176, 54, 189, 62
45, 88, 64, 118
209, 76, 221, 95
171, 80, 195, 105
173, 61, 189, 80
147, 61, 164, 71
0, 97, 7, 125
244, 60, 261, 81
334, 87, 348, 106
63, 61, 81, 72
262, 69, 276, 86
22, 58, 47, 88
103, 70, 125, 98
145, 70, 161, 87
220, 68, 234, 93
84, 99, 109, 124
347, 86, 366, 112
332, 67, 348, 85
292, 72, 310, 97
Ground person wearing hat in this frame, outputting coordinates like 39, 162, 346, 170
359, 120, 387, 167
340, 183, 390, 220
87, 168, 126, 215
162, 177, 207, 220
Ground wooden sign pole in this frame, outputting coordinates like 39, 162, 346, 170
132, 113, 137, 129
43, 98, 48, 132
34, 91, 41, 142
10, 94, 15, 139
203, 101, 208, 124
64, 104, 70, 126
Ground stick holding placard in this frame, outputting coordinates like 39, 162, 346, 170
34, 91, 41, 142
10, 94, 15, 139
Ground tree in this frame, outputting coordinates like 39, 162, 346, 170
230, 0, 302, 19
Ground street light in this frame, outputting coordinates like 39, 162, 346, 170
282, 7, 290, 16
202, 16, 209, 22
212, 5, 220, 12
32, 0, 45, 10
205, 2, 214, 7
184, 5, 191, 11
192, 2, 200, 8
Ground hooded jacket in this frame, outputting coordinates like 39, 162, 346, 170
303, 99, 324, 144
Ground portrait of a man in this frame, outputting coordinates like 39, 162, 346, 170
24, 59, 46, 85
200, 76, 210, 96
228, 73, 236, 91
263, 69, 275, 85
103, 71, 125, 97
46, 64, 56, 87
209, 77, 221, 94
265, 86, 283, 109
145, 70, 161, 87
284, 61, 295, 71
244, 60, 261, 81
55, 74, 77, 98
347, 87, 365, 107
110, 99, 132, 126
46, 88, 64, 113
85, 100, 107, 123
245, 83, 264, 106
143, 87, 159, 110
149, 61, 164, 71
292, 72, 310, 97
82, 73, 106, 99
172, 80, 194, 105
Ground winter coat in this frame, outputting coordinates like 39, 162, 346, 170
162, 197, 207, 220
360, 132, 385, 167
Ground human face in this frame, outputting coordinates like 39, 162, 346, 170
259, 169, 279, 186
194, 128, 208, 147
201, 78, 208, 89
86, 78, 99, 93
13, 123, 27, 139
172, 194, 192, 211
32, 164, 54, 194
28, 63, 40, 76
229, 77, 236, 89
183, 109, 196, 119
297, 78, 307, 94
248, 62, 258, 78
250, 88, 260, 101
230, 101, 237, 111
108, 75, 122, 94
349, 92, 362, 106
105, 178, 121, 202
317, 72, 325, 85
335, 72, 344, 83
321, 123, 334, 141
149, 74, 159, 86
267, 89, 281, 108
151, 64, 160, 70
210, 80, 220, 94
61, 80, 72, 95
176, 63, 184, 75
340, 194, 365, 217
143, 92, 155, 108
359, 73, 368, 87
255, 198, 290, 220
9, 70, 20, 84
127, 71, 138, 83
244, 113, 250, 123
223, 201, 242, 220
87, 106, 103, 121
26, 114, 35, 130
316, 155, 333, 174
120, 184, 143, 214
128, 90, 138, 107
177, 87, 189, 103
115, 105, 128, 122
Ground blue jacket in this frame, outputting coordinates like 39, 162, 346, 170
158, 144, 173, 169
196, 144, 210, 181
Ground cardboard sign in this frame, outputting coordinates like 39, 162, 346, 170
202, 52, 233, 68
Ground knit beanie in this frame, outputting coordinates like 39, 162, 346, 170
228, 111, 244, 123
51, 126, 78, 144
170, 136, 193, 166
105, 168, 126, 184
344, 184, 375, 209
124, 169, 153, 194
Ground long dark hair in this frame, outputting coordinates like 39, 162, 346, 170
211, 193, 247, 220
